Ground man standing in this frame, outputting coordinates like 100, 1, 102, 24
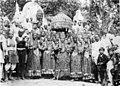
107, 47, 119, 86
16, 28, 27, 79
97, 47, 109, 84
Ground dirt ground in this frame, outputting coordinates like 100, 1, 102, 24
0, 79, 103, 86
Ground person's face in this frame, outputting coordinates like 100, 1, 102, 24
38, 22, 42, 28
109, 50, 114, 55
18, 31, 23, 37
25, 30, 29, 34
33, 24, 37, 29
61, 39, 64, 42
99, 50, 104, 54
33, 34, 37, 39
4, 21, 9, 26
9, 34, 13, 39
4, 34, 8, 39
78, 21, 82, 26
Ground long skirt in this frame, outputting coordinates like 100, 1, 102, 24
42, 50, 55, 74
27, 49, 41, 77
82, 56, 93, 80
71, 53, 82, 78
55, 52, 70, 79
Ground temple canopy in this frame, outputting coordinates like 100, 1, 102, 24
51, 12, 72, 30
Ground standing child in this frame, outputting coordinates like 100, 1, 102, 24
97, 47, 109, 84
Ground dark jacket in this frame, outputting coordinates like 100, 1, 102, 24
97, 53, 109, 71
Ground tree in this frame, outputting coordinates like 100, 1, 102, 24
43, 0, 80, 19
0, 0, 15, 20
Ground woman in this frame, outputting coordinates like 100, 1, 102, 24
42, 38, 55, 75
70, 38, 83, 79
38, 37, 47, 72
55, 38, 70, 80
3, 20, 10, 37
4, 31, 19, 81
82, 42, 93, 80
27, 33, 41, 78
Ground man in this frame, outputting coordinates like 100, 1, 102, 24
4, 31, 19, 81
16, 28, 27, 79
107, 47, 119, 86
97, 47, 109, 84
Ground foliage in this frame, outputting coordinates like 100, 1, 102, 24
43, 0, 80, 19
0, 0, 79, 20
88, 0, 120, 35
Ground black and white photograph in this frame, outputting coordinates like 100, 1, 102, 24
0, 0, 119, 86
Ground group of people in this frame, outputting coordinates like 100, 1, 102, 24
0, 13, 119, 86
0, 17, 91, 82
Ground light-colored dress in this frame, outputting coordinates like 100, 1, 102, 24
42, 41, 55, 74
71, 45, 82, 78
27, 37, 41, 77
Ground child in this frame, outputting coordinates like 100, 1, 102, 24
97, 47, 109, 84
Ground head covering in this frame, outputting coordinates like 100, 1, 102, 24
19, 27, 24, 32
107, 47, 115, 52
99, 47, 105, 51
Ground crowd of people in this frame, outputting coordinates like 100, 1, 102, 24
0, 15, 119, 85
0, 1, 119, 86
0, 17, 91, 80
